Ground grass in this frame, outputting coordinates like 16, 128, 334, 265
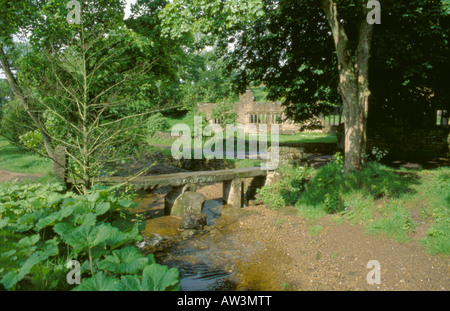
416, 168, 450, 254
0, 138, 52, 175
148, 130, 337, 147
257, 157, 450, 255
277, 132, 337, 144
309, 225, 324, 236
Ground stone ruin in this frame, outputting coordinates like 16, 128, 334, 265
196, 90, 303, 134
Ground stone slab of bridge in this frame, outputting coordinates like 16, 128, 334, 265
95, 167, 267, 208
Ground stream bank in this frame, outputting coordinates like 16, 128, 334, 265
133, 181, 449, 291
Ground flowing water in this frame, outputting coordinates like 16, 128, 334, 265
135, 190, 250, 291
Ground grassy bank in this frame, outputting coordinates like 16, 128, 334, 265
0, 138, 52, 175
256, 157, 450, 255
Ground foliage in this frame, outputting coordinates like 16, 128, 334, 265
299, 155, 417, 211
163, 0, 450, 128
0, 79, 12, 118
18, 130, 44, 154
126, 0, 197, 111
210, 103, 238, 129
420, 167, 450, 254
368, 0, 450, 127
0, 98, 33, 142
256, 166, 315, 210
146, 113, 170, 137
179, 51, 239, 108
257, 153, 418, 214
369, 146, 389, 163
0, 0, 199, 192
160, 0, 450, 173
0, 183, 180, 291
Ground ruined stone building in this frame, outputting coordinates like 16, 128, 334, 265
196, 90, 303, 134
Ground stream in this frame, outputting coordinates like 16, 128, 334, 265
134, 189, 251, 291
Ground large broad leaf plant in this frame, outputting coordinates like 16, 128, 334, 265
0, 183, 180, 291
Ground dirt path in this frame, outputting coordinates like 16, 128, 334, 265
0, 170, 43, 183
217, 206, 449, 291
171, 183, 450, 291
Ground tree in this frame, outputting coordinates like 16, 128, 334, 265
0, 0, 176, 192
320, 0, 374, 172
0, 79, 12, 117
180, 51, 238, 107
160, 0, 450, 172
210, 102, 238, 129
368, 0, 450, 128
125, 0, 195, 111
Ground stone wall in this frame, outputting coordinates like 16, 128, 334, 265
366, 126, 450, 160
197, 90, 303, 134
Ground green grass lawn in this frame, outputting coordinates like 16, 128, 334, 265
0, 138, 52, 175
148, 129, 337, 147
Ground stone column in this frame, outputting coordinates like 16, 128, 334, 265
223, 178, 244, 208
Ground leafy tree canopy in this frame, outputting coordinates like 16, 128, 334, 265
160, 0, 450, 127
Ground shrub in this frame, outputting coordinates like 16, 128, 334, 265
0, 183, 180, 291
256, 166, 314, 210
259, 153, 417, 215
146, 113, 170, 136
18, 130, 45, 154
299, 155, 416, 213
420, 167, 450, 254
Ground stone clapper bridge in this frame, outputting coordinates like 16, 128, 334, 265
98, 167, 268, 211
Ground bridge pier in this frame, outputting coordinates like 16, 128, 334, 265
223, 178, 244, 208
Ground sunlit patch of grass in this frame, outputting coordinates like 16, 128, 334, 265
0, 138, 51, 175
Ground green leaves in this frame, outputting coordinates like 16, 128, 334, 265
141, 263, 180, 291
0, 183, 178, 291
73, 272, 121, 291
118, 264, 180, 291
75, 263, 180, 291
98, 247, 150, 275
1, 252, 48, 289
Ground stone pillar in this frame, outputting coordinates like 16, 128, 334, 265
164, 188, 182, 215
223, 178, 244, 208
52, 146, 68, 183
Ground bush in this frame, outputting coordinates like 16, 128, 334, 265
210, 103, 237, 129
18, 130, 45, 154
299, 154, 416, 213
146, 113, 170, 136
0, 183, 180, 291
256, 166, 314, 210
257, 153, 417, 215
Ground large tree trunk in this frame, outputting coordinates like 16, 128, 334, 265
0, 44, 55, 160
321, 0, 374, 172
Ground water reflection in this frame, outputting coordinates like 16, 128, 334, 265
135, 189, 240, 291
